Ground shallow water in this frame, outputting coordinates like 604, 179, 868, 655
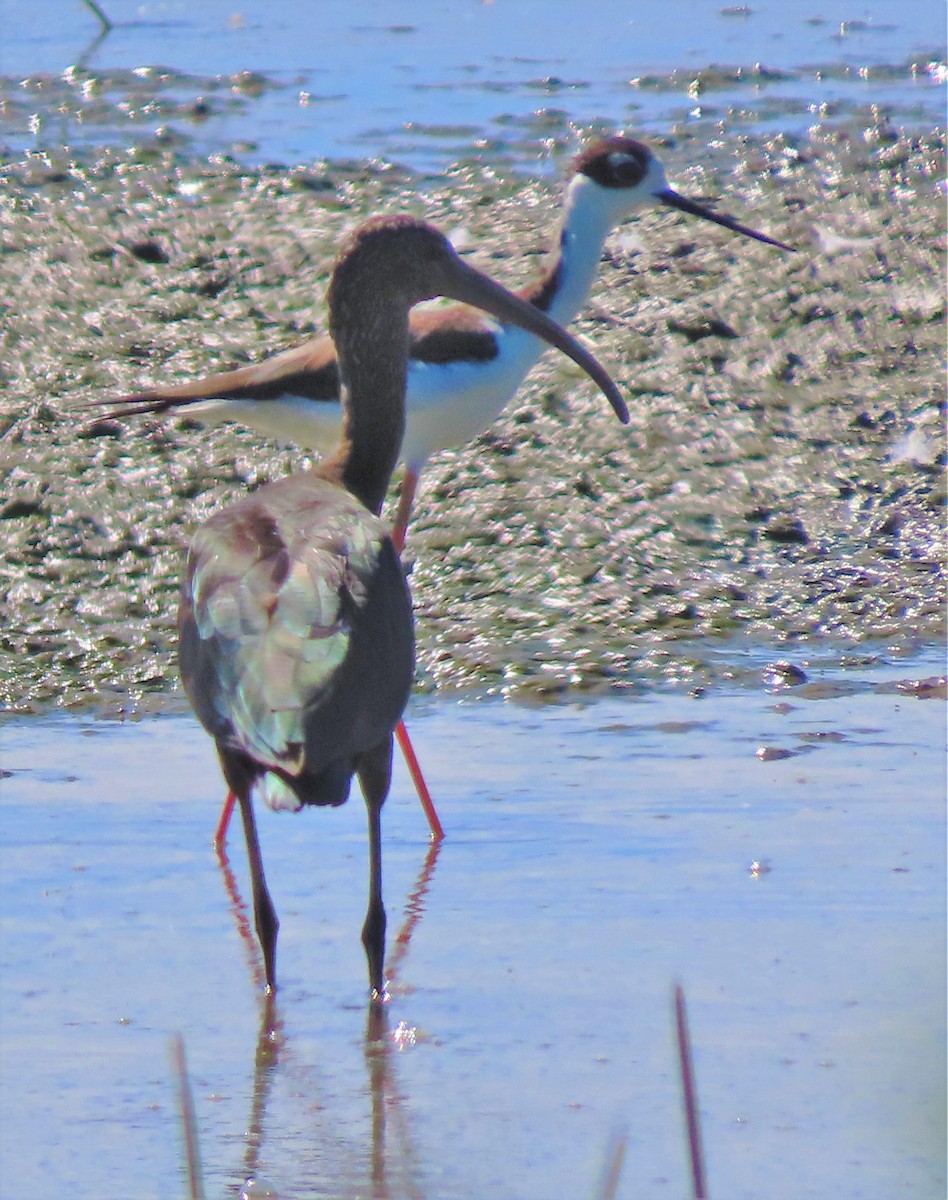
2, 0, 944, 170
1, 648, 944, 1198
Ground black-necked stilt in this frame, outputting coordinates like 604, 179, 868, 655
99, 136, 789, 840
179, 215, 624, 996
101, 137, 788, 545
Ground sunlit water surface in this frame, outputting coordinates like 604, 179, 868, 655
1, 648, 945, 1199
1, 0, 944, 170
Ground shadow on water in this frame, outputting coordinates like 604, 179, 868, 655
217, 842, 270, 998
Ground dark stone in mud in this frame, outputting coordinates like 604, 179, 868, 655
294, 173, 336, 193
763, 661, 808, 687
125, 240, 171, 264
756, 745, 797, 761
763, 516, 809, 544
77, 420, 124, 439
667, 316, 739, 341
1, 498, 46, 519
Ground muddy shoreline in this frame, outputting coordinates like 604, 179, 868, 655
1, 123, 945, 711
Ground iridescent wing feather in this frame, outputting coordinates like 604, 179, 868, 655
179, 476, 409, 794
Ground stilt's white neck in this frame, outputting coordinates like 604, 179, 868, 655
542, 174, 638, 327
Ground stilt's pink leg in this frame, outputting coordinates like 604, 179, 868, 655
391, 467, 444, 839
395, 720, 444, 840
213, 790, 237, 850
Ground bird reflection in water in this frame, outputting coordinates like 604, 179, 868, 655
214, 836, 443, 1001
174, 929, 706, 1198
213, 837, 443, 1196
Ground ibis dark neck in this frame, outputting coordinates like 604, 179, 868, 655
320, 307, 409, 516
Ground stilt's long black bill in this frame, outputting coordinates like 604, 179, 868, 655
659, 188, 795, 252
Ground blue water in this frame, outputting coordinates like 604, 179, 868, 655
1, 650, 945, 1198
2, 0, 944, 170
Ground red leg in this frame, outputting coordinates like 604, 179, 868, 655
213, 790, 237, 850
211, 730, 442, 845
395, 721, 443, 841
391, 467, 444, 840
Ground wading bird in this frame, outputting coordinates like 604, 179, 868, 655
180, 215, 626, 996
101, 135, 791, 839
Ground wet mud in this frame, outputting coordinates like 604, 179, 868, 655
0, 123, 945, 709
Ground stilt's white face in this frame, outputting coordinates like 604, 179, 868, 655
572, 135, 793, 252
565, 146, 670, 235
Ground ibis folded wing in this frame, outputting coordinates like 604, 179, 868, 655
179, 476, 413, 799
